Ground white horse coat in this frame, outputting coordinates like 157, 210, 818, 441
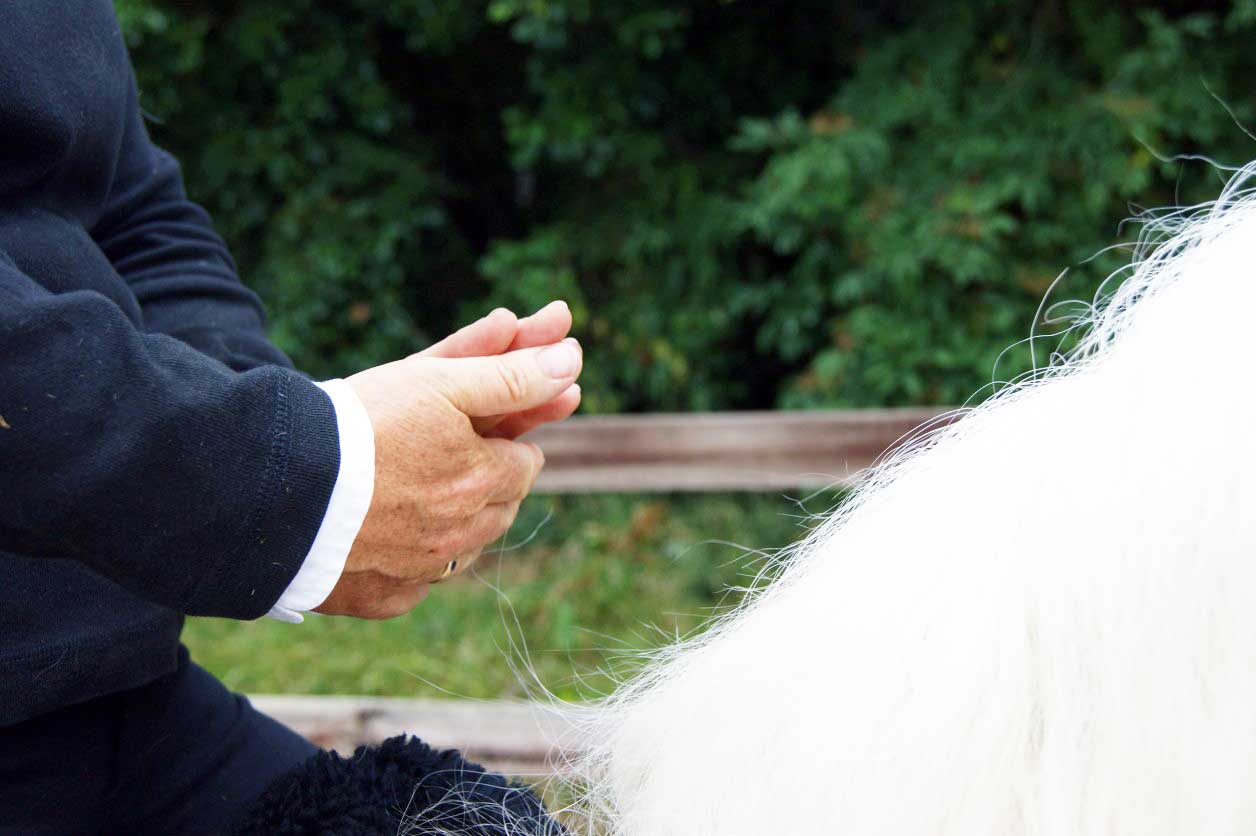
570, 167, 1256, 836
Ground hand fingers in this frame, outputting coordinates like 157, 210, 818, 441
429, 500, 521, 582
422, 301, 574, 433
470, 414, 502, 435
314, 573, 431, 620
430, 338, 582, 418
420, 300, 570, 360
431, 551, 480, 583
363, 582, 431, 619
469, 301, 572, 433
480, 438, 545, 503
472, 300, 575, 431
508, 300, 572, 351
471, 381, 580, 436
465, 501, 523, 557
486, 384, 581, 439
372, 582, 432, 619
420, 308, 518, 358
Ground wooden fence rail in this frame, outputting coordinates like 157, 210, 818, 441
252, 696, 563, 776
528, 407, 949, 492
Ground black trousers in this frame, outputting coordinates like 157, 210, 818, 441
0, 645, 316, 835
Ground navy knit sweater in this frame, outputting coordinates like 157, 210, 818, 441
0, 1, 341, 725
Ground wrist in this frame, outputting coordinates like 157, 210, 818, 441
266, 378, 376, 623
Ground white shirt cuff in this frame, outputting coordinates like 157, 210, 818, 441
267, 378, 375, 624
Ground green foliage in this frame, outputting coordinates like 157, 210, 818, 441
117, 0, 1256, 406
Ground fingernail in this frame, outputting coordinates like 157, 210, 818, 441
538, 343, 579, 378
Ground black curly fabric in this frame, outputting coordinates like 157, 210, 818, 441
232, 735, 566, 836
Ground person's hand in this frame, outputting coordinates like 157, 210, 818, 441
314, 329, 583, 619
421, 301, 582, 438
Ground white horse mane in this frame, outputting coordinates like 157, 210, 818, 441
547, 162, 1256, 836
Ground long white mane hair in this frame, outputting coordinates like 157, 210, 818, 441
558, 163, 1256, 836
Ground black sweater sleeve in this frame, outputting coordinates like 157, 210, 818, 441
91, 66, 292, 374
0, 252, 341, 619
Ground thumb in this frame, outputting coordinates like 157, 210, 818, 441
429, 338, 582, 417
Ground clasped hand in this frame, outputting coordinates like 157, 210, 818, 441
315, 302, 582, 619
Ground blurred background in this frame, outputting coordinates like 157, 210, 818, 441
114, 0, 1256, 700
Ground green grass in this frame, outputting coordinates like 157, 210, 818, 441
183, 492, 835, 700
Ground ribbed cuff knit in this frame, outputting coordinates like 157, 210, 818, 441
181, 371, 341, 620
